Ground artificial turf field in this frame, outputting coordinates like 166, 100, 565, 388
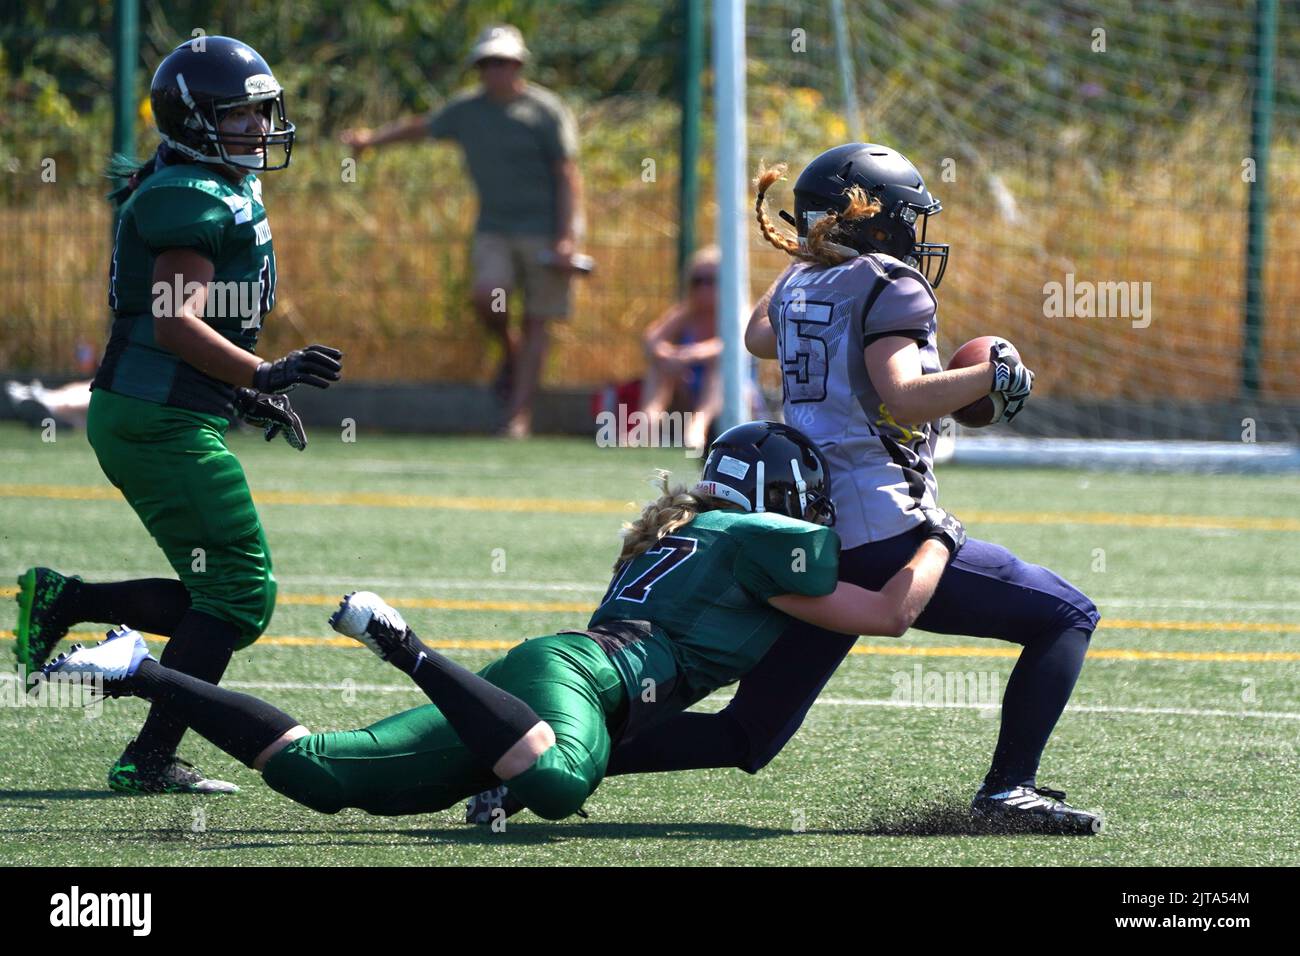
0, 421, 1296, 867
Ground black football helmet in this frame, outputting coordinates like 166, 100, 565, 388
782, 143, 948, 287
150, 36, 295, 172
693, 421, 836, 527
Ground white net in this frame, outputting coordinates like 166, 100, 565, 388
742, 0, 1300, 447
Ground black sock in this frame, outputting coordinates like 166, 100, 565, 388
391, 631, 542, 770
984, 627, 1092, 791
62, 578, 190, 635
606, 711, 751, 775
128, 659, 299, 768
129, 609, 239, 764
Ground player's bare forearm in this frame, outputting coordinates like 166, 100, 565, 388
768, 539, 948, 637
865, 335, 993, 425
151, 249, 262, 387
886, 363, 994, 425
156, 313, 261, 387
876, 538, 950, 635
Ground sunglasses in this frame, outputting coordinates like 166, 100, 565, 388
690, 273, 717, 287
476, 57, 519, 69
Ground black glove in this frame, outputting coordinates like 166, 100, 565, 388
919, 506, 966, 558
253, 344, 343, 394
990, 342, 1034, 423
234, 387, 307, 451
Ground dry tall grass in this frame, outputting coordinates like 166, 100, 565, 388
2, 144, 1297, 401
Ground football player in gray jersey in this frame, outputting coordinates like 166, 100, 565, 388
596, 144, 1102, 835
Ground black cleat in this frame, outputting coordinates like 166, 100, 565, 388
465, 784, 525, 825
108, 741, 238, 795
14, 567, 81, 680
971, 784, 1103, 835
465, 784, 587, 824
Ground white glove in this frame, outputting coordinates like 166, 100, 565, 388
990, 342, 1034, 422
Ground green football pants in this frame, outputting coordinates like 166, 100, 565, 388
86, 388, 275, 647
261, 633, 628, 820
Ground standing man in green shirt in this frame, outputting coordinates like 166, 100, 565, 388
342, 25, 585, 438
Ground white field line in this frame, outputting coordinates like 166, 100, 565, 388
5, 572, 609, 594
4, 673, 1291, 721
1090, 597, 1300, 612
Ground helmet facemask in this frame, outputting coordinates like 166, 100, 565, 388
837, 197, 949, 288
785, 453, 837, 528
800, 482, 838, 527
905, 204, 949, 288
166, 76, 295, 172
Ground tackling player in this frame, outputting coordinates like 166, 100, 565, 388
42, 422, 965, 822
583, 145, 1103, 834
14, 37, 344, 794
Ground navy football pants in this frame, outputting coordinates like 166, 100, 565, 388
606, 525, 1100, 789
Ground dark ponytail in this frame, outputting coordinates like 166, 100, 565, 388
106, 144, 169, 208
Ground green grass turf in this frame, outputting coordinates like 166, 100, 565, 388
0, 422, 1296, 865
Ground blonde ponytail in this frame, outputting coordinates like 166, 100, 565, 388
615, 471, 726, 569
754, 159, 883, 268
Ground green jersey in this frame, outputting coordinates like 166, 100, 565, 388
93, 162, 277, 416
584, 510, 840, 738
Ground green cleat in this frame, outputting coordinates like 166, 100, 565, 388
108, 745, 239, 795
14, 567, 80, 680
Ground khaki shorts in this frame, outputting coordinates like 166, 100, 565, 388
471, 232, 573, 319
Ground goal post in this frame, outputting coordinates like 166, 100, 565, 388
715, 0, 752, 434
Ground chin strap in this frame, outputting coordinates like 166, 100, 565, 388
690, 480, 752, 513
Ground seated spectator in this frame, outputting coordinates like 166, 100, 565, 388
641, 247, 723, 452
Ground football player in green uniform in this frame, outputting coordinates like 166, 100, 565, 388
42, 422, 964, 821
14, 37, 344, 794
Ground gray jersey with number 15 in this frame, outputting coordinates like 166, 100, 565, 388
769, 253, 943, 548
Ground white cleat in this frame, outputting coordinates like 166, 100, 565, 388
41, 626, 152, 689
328, 591, 410, 660
970, 784, 1103, 835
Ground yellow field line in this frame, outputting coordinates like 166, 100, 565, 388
0, 630, 1295, 663
3, 587, 1299, 634
1, 481, 1297, 531
275, 593, 595, 614
0, 483, 631, 515
276, 596, 1300, 633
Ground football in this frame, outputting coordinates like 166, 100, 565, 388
946, 335, 1017, 427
